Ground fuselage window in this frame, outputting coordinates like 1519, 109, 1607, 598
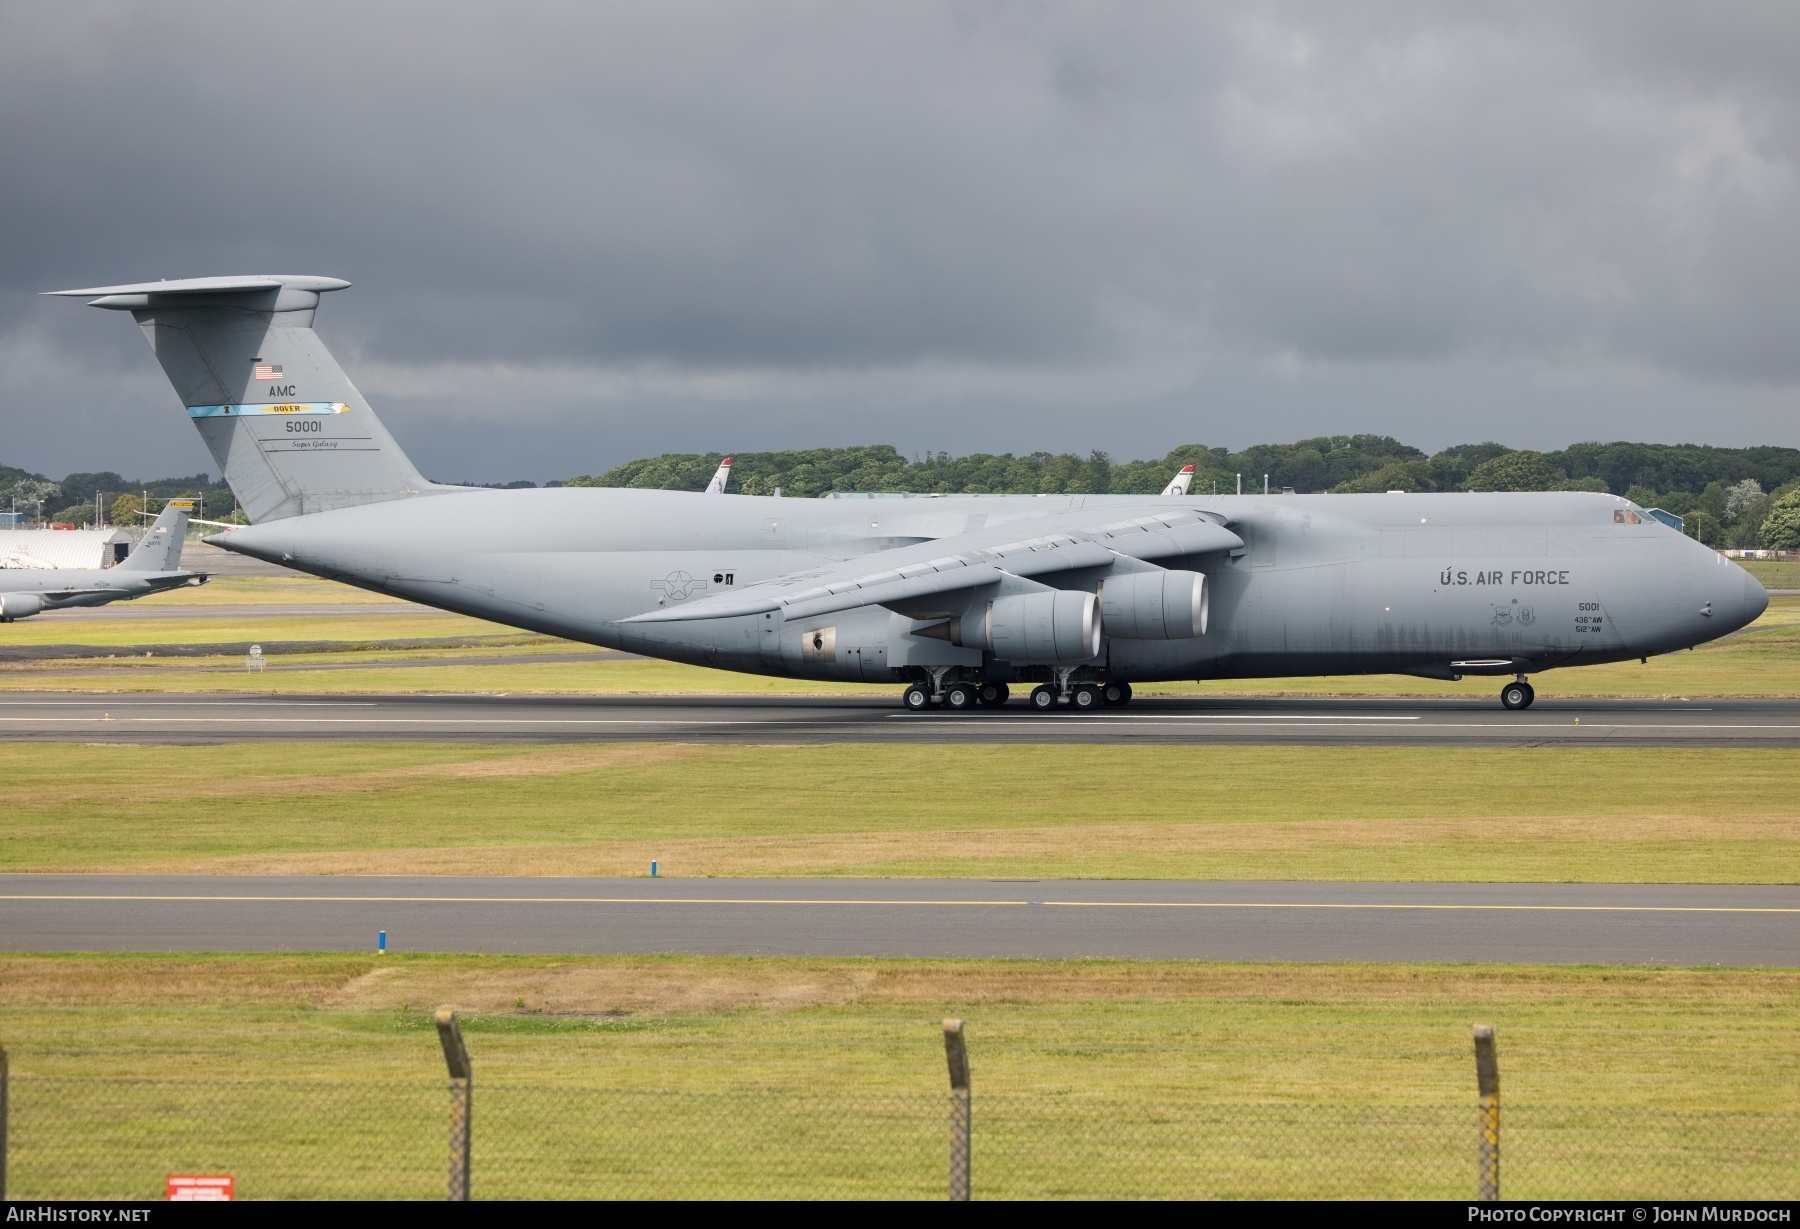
1613, 509, 1641, 525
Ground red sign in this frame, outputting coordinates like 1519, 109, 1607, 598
167, 1174, 234, 1201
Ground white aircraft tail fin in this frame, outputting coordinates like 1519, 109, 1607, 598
48, 276, 437, 524
117, 499, 193, 572
704, 456, 733, 495
1161, 464, 1196, 496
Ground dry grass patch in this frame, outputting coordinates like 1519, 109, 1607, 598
3, 953, 1796, 1018
137, 576, 411, 606
292, 743, 706, 792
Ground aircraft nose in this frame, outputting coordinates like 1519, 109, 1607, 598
1744, 567, 1769, 625
1684, 546, 1765, 642
1704, 556, 1767, 638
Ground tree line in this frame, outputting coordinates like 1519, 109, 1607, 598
6, 435, 1798, 548
0, 467, 240, 528
568, 437, 1800, 549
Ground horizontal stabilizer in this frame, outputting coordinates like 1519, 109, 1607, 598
46, 276, 350, 309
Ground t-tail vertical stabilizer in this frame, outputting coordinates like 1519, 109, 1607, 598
48, 276, 437, 523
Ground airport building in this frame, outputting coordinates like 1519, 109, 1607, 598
0, 526, 137, 569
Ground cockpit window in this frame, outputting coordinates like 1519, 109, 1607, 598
1613, 509, 1641, 525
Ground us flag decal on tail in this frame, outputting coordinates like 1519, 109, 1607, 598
253, 363, 283, 381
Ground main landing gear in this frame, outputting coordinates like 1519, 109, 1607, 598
902, 678, 1126, 712
903, 680, 1013, 711
1500, 677, 1535, 711
1026, 680, 1132, 712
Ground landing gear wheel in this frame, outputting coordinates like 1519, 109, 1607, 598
1100, 681, 1133, 707
977, 681, 1010, 708
902, 683, 933, 711
1028, 684, 1058, 712
1070, 685, 1101, 711
944, 683, 977, 711
1500, 681, 1535, 711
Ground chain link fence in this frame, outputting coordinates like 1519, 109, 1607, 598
3, 1020, 1796, 1200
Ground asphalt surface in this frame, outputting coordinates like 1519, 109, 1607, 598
177, 542, 304, 578
3, 875, 1791, 964
3, 691, 1800, 746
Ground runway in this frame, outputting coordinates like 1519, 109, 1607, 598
3, 691, 1800, 746
3, 875, 1793, 964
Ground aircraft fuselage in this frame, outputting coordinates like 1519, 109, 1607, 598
214, 486, 1766, 687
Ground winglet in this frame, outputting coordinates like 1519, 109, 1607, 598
704, 456, 734, 495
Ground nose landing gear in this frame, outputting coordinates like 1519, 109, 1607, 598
1500, 677, 1535, 710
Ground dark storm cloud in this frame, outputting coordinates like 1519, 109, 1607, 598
2, 2, 1797, 480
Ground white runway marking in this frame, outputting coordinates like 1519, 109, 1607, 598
892, 713, 1423, 723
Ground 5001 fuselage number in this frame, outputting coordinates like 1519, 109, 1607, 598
285, 419, 322, 433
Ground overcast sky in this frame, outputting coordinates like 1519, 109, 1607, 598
3, 2, 1798, 482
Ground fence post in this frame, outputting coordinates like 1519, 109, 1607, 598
1, 1041, 9, 1202
943, 1018, 970, 1201
1474, 1024, 1499, 1201
436, 1009, 472, 1202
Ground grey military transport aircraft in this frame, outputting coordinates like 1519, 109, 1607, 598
0, 499, 204, 621
50, 275, 1767, 711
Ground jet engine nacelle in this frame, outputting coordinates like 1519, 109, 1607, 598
1100, 569, 1208, 640
0, 593, 45, 621
981, 590, 1100, 662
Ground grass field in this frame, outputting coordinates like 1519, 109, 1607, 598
5, 954, 1790, 1104
7, 573, 1797, 1196
5, 742, 1796, 881
3, 955, 1795, 1198
1740, 559, 1800, 588
124, 575, 416, 606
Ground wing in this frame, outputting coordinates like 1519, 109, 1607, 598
623, 506, 1242, 624
37, 587, 122, 602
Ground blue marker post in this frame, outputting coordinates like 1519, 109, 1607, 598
378, 930, 387, 954
650, 860, 658, 878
